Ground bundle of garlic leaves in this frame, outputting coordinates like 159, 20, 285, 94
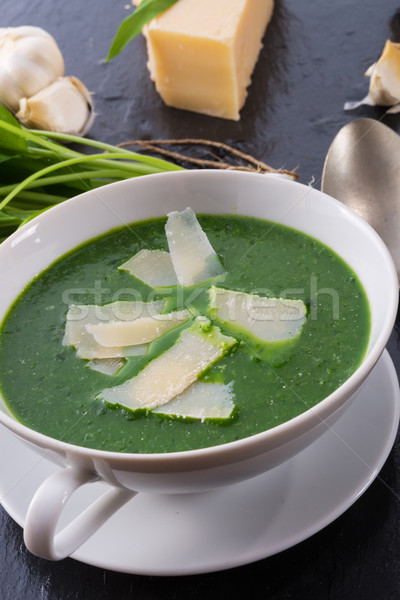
0, 105, 182, 243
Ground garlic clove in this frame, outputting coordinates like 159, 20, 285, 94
366, 40, 400, 106
16, 76, 95, 136
0, 66, 23, 113
0, 26, 64, 113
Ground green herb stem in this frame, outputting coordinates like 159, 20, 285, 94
0, 105, 184, 240
0, 119, 79, 158
0, 170, 136, 200
0, 119, 182, 173
33, 130, 183, 172
0, 151, 171, 210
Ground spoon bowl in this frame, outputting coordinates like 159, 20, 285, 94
322, 118, 400, 278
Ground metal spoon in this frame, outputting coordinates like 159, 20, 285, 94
321, 117, 400, 278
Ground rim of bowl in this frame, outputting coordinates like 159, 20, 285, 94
0, 170, 397, 467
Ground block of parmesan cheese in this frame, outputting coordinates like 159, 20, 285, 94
137, 0, 274, 120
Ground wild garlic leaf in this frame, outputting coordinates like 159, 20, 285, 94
0, 105, 28, 153
0, 154, 19, 165
0, 211, 22, 224
106, 0, 179, 61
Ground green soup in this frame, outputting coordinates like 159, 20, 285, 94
0, 214, 370, 453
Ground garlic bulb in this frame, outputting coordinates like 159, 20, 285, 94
366, 40, 400, 106
0, 26, 64, 113
17, 76, 95, 136
344, 39, 400, 112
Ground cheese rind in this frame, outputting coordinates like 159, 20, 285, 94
141, 0, 274, 120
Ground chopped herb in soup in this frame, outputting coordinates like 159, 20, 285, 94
0, 211, 370, 453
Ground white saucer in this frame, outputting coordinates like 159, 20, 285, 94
0, 350, 399, 576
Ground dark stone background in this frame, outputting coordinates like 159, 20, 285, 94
2, 1, 400, 598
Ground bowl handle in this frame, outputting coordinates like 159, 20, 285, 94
23, 465, 136, 560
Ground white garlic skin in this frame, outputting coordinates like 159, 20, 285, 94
0, 26, 64, 113
366, 40, 400, 106
16, 76, 95, 136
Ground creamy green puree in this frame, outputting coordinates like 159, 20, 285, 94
0, 215, 370, 453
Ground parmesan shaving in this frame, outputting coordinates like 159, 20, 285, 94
63, 300, 164, 359
100, 317, 236, 411
165, 207, 226, 286
209, 287, 306, 342
118, 249, 178, 287
153, 381, 235, 421
86, 309, 191, 347
87, 358, 125, 376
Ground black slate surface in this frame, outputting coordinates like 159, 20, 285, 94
2, 0, 400, 598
